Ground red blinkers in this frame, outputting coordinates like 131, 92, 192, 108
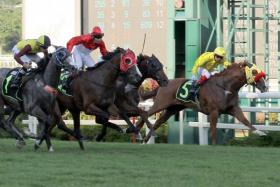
120, 49, 137, 72
254, 71, 266, 82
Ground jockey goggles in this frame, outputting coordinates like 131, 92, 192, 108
214, 54, 223, 59
94, 35, 103, 39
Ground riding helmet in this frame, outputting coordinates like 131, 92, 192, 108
214, 47, 226, 58
38, 35, 51, 49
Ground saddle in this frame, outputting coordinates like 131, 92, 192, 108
2, 68, 36, 101
57, 70, 74, 96
176, 80, 200, 104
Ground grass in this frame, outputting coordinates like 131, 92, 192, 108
0, 139, 280, 187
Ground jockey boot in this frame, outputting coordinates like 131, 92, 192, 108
10, 69, 26, 88
187, 81, 199, 102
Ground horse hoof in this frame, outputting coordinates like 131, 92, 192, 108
15, 140, 26, 149
120, 128, 126, 134
135, 133, 143, 140
34, 144, 40, 151
78, 141, 85, 150
253, 130, 267, 136
95, 135, 103, 142
48, 146, 54, 152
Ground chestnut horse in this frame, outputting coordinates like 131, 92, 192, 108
137, 62, 268, 144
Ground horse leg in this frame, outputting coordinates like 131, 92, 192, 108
34, 118, 53, 152
107, 103, 136, 134
38, 106, 68, 147
52, 103, 78, 141
95, 116, 124, 142
136, 95, 171, 132
70, 110, 84, 150
228, 106, 266, 136
6, 110, 26, 148
95, 116, 108, 142
84, 103, 109, 118
209, 110, 219, 145
144, 105, 186, 143
28, 106, 53, 151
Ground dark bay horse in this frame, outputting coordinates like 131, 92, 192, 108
37, 47, 143, 150
94, 54, 169, 141
0, 47, 75, 150
137, 62, 268, 144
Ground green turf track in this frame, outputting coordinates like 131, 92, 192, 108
0, 139, 280, 187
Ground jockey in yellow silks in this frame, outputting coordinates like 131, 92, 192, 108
187, 47, 231, 102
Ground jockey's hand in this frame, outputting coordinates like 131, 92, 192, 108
23, 62, 32, 69
191, 75, 197, 81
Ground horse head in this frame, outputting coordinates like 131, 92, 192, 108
240, 61, 268, 92
51, 46, 76, 72
105, 47, 142, 85
137, 53, 168, 87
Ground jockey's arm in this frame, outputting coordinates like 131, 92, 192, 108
66, 35, 90, 52
99, 40, 108, 57
223, 60, 231, 68
14, 45, 32, 65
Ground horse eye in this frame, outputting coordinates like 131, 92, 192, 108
125, 59, 131, 64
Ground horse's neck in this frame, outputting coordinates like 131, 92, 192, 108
214, 68, 247, 92
43, 61, 61, 87
84, 60, 119, 85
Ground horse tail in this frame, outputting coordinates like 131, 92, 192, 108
140, 87, 159, 101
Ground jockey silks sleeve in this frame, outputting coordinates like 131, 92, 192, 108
67, 34, 108, 56
192, 52, 231, 74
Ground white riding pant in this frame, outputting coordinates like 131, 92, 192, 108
70, 44, 97, 69
12, 46, 41, 64
197, 67, 218, 79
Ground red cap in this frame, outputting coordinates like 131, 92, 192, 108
91, 26, 104, 36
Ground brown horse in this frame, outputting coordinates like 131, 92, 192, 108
137, 62, 268, 144
37, 47, 143, 150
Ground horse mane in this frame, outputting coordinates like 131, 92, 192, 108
137, 54, 149, 62
86, 47, 125, 71
102, 47, 124, 61
212, 62, 241, 78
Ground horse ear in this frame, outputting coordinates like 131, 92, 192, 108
244, 60, 253, 68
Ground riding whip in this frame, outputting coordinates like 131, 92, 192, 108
141, 33, 146, 54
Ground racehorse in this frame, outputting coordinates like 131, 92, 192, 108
37, 47, 143, 150
94, 53, 169, 141
136, 62, 268, 144
0, 47, 75, 150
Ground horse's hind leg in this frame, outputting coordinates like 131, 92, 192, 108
6, 110, 26, 148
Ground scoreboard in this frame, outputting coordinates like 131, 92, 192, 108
87, 0, 169, 65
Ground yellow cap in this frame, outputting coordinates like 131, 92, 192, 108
214, 47, 226, 57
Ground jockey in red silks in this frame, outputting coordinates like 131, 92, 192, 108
66, 26, 108, 70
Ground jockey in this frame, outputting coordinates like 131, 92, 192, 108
66, 26, 108, 70
10, 35, 51, 88
187, 47, 231, 102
